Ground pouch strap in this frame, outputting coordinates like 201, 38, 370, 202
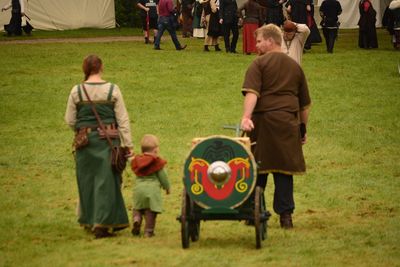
81, 84, 114, 149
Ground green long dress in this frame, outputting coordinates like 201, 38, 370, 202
75, 84, 129, 230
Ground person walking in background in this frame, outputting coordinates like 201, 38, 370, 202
305, 0, 322, 47
281, 20, 310, 64
1, 0, 25, 36
264, 0, 286, 27
201, 0, 222, 51
285, 0, 311, 49
319, 0, 342, 53
286, 0, 309, 24
137, 0, 159, 44
383, 0, 400, 49
192, 0, 206, 38
237, 0, 264, 54
240, 24, 311, 229
180, 0, 195, 37
65, 55, 134, 238
219, 0, 239, 53
358, 0, 378, 49
131, 134, 170, 238
154, 0, 187, 50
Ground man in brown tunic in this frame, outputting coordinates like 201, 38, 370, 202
240, 24, 311, 229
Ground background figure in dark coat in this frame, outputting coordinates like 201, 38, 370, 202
358, 0, 378, 49
305, 0, 321, 45
319, 0, 342, 53
383, 0, 400, 49
219, 0, 239, 53
180, 0, 195, 37
264, 0, 286, 26
286, 0, 311, 49
2, 0, 25, 36
286, 0, 309, 24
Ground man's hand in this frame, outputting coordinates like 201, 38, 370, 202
241, 117, 254, 132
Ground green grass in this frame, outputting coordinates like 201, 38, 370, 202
0, 28, 399, 267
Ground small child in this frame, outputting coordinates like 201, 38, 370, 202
131, 134, 170, 237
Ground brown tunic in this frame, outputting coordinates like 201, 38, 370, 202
242, 51, 311, 175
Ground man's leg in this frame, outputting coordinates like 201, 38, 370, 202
222, 24, 231, 52
154, 18, 167, 49
230, 23, 239, 53
166, 20, 186, 50
273, 172, 294, 229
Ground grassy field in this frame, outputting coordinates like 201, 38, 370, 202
0, 28, 399, 267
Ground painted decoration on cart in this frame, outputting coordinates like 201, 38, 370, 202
184, 136, 257, 209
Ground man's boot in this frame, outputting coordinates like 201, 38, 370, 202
280, 213, 293, 229
204, 45, 210, 52
215, 44, 221, 51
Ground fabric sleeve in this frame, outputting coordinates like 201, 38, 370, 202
112, 85, 134, 148
296, 23, 310, 45
64, 86, 78, 130
298, 68, 311, 110
19, 0, 24, 13
241, 60, 261, 97
156, 169, 170, 190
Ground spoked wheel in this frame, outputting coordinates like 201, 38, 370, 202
260, 188, 267, 241
254, 186, 263, 249
189, 220, 200, 242
181, 189, 190, 249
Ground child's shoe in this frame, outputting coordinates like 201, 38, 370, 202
131, 221, 141, 236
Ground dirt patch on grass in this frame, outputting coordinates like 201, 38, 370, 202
0, 36, 144, 45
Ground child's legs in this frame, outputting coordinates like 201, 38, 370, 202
144, 209, 157, 236
132, 209, 144, 235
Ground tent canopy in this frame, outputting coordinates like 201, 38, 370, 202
0, 0, 115, 31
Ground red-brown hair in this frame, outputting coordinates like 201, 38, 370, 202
82, 54, 103, 81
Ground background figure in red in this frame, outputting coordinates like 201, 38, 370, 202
237, 0, 264, 54
358, 0, 378, 49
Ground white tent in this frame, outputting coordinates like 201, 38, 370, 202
0, 0, 115, 31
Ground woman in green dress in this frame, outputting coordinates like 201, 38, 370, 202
65, 55, 134, 238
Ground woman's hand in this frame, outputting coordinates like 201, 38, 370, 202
125, 148, 135, 158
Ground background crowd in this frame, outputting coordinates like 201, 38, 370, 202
131, 0, 400, 54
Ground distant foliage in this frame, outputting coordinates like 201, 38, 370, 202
115, 0, 141, 27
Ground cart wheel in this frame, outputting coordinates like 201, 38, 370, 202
189, 220, 200, 242
181, 189, 190, 249
254, 186, 262, 249
260, 190, 267, 241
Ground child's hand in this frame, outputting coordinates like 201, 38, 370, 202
166, 188, 171, 195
